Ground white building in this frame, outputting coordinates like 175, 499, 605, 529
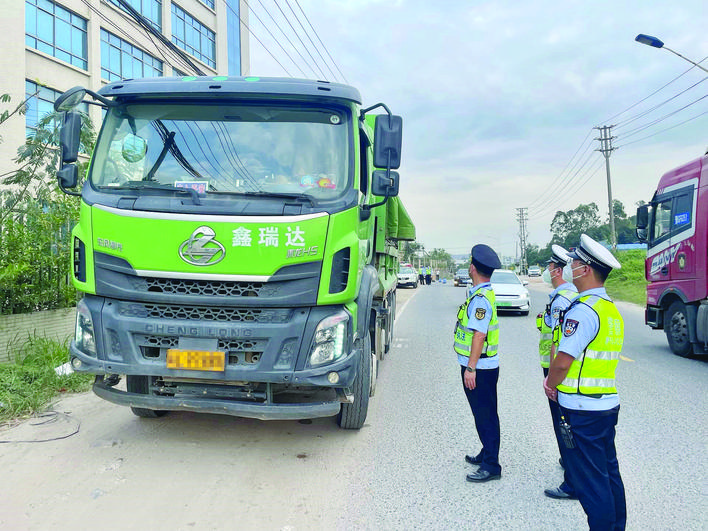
1, 0, 250, 177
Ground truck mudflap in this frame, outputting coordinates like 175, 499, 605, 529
92, 378, 343, 420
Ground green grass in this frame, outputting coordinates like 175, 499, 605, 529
605, 249, 647, 306
0, 335, 93, 425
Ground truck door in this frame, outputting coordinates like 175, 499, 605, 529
668, 182, 697, 282
647, 195, 673, 284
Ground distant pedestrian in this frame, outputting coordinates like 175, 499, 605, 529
454, 244, 502, 483
419, 267, 425, 286
425, 266, 432, 285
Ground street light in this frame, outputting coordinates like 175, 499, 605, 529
635, 34, 708, 74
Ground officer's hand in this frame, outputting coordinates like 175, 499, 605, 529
543, 376, 557, 402
464, 370, 476, 390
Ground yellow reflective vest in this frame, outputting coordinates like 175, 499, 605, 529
557, 295, 624, 396
536, 288, 577, 368
454, 286, 499, 359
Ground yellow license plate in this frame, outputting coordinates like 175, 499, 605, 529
166, 349, 226, 371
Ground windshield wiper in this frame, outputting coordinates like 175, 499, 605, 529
101, 181, 201, 205
210, 190, 315, 206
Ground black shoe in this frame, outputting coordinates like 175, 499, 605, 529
559, 457, 564, 469
544, 486, 577, 500
465, 454, 483, 465
466, 469, 501, 482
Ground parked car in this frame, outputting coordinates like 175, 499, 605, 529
528, 265, 542, 277
454, 268, 471, 287
397, 265, 418, 288
490, 269, 530, 315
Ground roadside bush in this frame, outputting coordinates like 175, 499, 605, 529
0, 335, 92, 424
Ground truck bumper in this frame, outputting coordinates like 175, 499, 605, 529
92, 378, 342, 420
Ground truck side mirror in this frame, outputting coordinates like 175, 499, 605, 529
57, 164, 78, 189
59, 111, 82, 164
373, 114, 402, 169
371, 170, 399, 197
636, 204, 649, 243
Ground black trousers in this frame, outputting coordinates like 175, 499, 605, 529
460, 366, 501, 475
543, 367, 575, 494
560, 405, 626, 531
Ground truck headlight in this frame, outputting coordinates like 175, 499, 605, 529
309, 311, 348, 367
75, 298, 97, 356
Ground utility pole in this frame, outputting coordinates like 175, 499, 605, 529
516, 207, 528, 275
595, 125, 617, 250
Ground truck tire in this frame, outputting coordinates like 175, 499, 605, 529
665, 301, 693, 357
337, 334, 371, 429
126, 375, 168, 418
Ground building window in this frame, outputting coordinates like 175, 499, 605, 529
108, 0, 162, 31
25, 80, 88, 138
101, 29, 163, 81
25, 0, 88, 70
199, 0, 215, 9
171, 3, 216, 68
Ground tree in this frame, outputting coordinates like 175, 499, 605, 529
551, 202, 603, 248
0, 92, 95, 313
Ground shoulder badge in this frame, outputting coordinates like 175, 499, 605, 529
564, 319, 579, 336
475, 307, 487, 320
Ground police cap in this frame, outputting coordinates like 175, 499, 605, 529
567, 233, 621, 274
470, 244, 501, 276
546, 244, 570, 266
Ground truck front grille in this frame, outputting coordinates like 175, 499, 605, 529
139, 277, 267, 297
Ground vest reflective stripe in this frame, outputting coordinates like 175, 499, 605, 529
557, 295, 623, 396
453, 286, 499, 359
537, 289, 577, 368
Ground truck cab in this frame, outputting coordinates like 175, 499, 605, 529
54, 76, 414, 428
636, 153, 708, 356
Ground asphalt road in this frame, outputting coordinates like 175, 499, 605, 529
1, 279, 706, 530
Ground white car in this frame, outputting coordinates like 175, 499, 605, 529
490, 269, 530, 315
397, 265, 418, 288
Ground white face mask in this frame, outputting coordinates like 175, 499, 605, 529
562, 262, 574, 283
542, 268, 552, 284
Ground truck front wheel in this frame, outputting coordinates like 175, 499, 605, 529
126, 375, 169, 418
665, 301, 693, 357
337, 334, 371, 429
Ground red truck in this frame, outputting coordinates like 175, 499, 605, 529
636, 152, 708, 357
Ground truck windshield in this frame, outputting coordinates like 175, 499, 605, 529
90, 102, 351, 201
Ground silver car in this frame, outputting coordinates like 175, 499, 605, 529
397, 265, 419, 288
490, 270, 530, 315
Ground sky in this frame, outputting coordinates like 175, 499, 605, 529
246, 0, 708, 259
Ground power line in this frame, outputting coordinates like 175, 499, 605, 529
615, 108, 708, 149
526, 128, 594, 209
603, 55, 708, 123
284, 0, 339, 82
252, 0, 320, 78
293, 0, 348, 84
218, 0, 294, 76
615, 92, 708, 141
272, 0, 327, 79
241, 0, 309, 77
529, 154, 605, 219
614, 75, 708, 130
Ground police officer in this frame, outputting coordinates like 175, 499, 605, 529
419, 266, 425, 286
454, 244, 502, 482
544, 234, 626, 530
425, 266, 432, 285
537, 245, 578, 500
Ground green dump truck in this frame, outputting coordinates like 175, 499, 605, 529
54, 76, 415, 429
